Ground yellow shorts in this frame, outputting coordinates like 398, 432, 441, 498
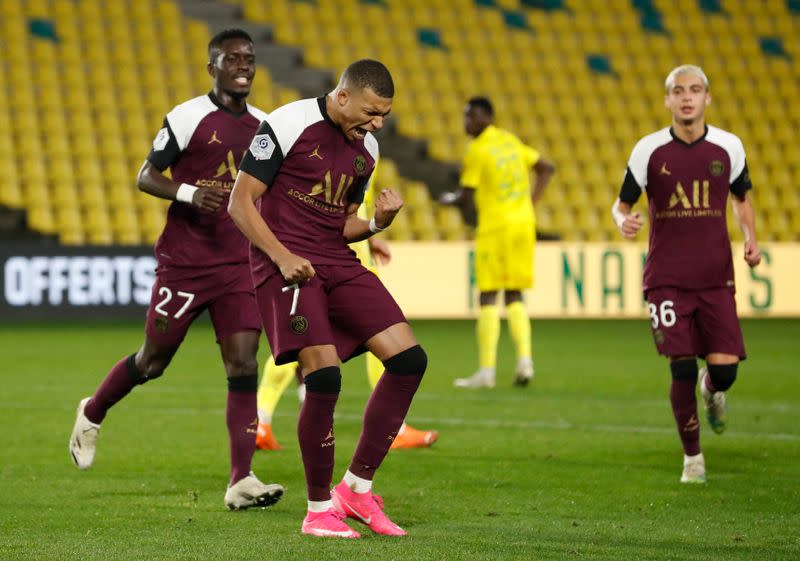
474, 226, 534, 292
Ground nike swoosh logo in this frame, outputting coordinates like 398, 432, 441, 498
341, 497, 371, 524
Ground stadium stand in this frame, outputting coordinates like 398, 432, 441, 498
1, 0, 798, 243
227, 0, 800, 242
0, 0, 449, 244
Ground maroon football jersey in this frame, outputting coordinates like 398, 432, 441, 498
147, 92, 268, 270
618, 125, 752, 291
239, 97, 377, 287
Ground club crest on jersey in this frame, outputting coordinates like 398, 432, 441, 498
290, 315, 308, 334
709, 160, 725, 177
353, 155, 367, 175
152, 128, 170, 151
250, 134, 276, 160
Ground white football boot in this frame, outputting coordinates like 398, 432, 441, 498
680, 452, 707, 484
454, 367, 496, 389
513, 358, 534, 387
69, 397, 100, 470
225, 472, 284, 510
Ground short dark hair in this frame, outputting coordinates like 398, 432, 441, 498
208, 28, 253, 61
341, 59, 395, 98
467, 96, 494, 116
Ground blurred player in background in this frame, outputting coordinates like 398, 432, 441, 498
611, 65, 761, 483
230, 59, 427, 538
255, 172, 438, 452
69, 29, 284, 510
440, 96, 555, 389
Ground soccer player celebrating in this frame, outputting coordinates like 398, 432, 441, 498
611, 65, 761, 483
440, 97, 555, 389
69, 29, 284, 509
229, 59, 427, 538
255, 183, 438, 452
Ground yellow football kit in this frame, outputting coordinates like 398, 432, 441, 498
461, 125, 540, 292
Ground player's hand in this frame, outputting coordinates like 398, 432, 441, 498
368, 237, 392, 265
191, 187, 229, 212
744, 239, 761, 268
618, 212, 644, 238
374, 188, 403, 229
276, 252, 316, 283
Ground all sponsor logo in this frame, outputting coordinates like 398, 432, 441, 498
152, 128, 170, 151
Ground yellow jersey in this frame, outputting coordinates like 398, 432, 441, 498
460, 125, 540, 233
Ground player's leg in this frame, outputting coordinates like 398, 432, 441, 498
669, 356, 705, 483
455, 290, 499, 388
505, 225, 535, 386
255, 355, 298, 450
456, 233, 501, 388
700, 355, 737, 434
218, 330, 284, 509
367, 335, 438, 450
254, 272, 357, 536
696, 287, 746, 435
209, 275, 284, 509
505, 290, 534, 386
297, 344, 359, 538
647, 287, 705, 483
70, 274, 199, 469
331, 322, 425, 536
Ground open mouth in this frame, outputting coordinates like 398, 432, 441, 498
352, 126, 368, 139
234, 76, 250, 87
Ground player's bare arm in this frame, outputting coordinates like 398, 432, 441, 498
342, 188, 404, 243
229, 170, 316, 283
137, 161, 227, 212
731, 193, 761, 267
531, 157, 556, 204
612, 198, 644, 238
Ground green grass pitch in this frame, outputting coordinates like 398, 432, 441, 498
0, 319, 798, 560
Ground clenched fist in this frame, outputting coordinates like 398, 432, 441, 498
373, 188, 404, 230
276, 252, 316, 283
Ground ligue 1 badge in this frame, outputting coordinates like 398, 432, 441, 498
353, 155, 367, 175
709, 160, 725, 177
290, 315, 308, 335
155, 316, 169, 333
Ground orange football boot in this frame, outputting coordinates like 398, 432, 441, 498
255, 422, 282, 451
390, 424, 439, 449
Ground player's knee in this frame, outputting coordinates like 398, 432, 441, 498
223, 356, 258, 379
126, 353, 164, 384
304, 366, 342, 394
670, 358, 698, 382
384, 345, 427, 376
708, 363, 738, 392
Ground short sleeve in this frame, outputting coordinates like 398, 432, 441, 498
239, 120, 285, 187
618, 168, 643, 204
347, 173, 372, 205
730, 159, 752, 199
522, 144, 541, 168
146, 118, 182, 171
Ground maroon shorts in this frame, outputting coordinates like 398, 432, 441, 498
145, 263, 261, 348
645, 286, 746, 359
255, 263, 407, 365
